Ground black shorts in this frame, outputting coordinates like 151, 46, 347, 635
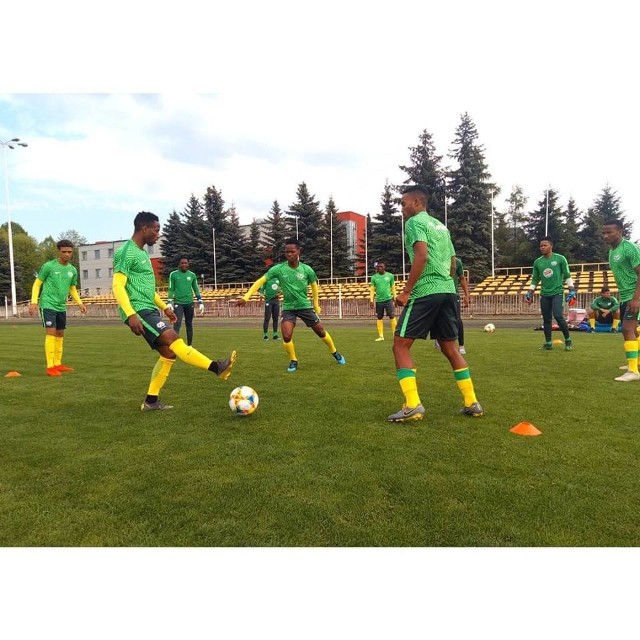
395, 293, 458, 341
126, 308, 173, 349
281, 308, 321, 327
620, 301, 640, 322
596, 310, 613, 325
40, 308, 66, 330
375, 299, 395, 320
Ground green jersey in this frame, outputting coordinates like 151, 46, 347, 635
590, 295, 620, 312
404, 211, 456, 298
113, 239, 157, 320
530, 253, 570, 296
260, 275, 282, 301
608, 239, 640, 303
36, 259, 78, 312
265, 261, 317, 311
370, 271, 395, 302
168, 269, 202, 304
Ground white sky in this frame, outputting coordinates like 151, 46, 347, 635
1, 0, 637, 246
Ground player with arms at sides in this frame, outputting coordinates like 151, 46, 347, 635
588, 286, 620, 333
29, 239, 87, 376
167, 257, 204, 346
369, 261, 397, 341
112, 211, 236, 411
237, 238, 346, 373
524, 236, 575, 351
387, 186, 483, 423
601, 219, 640, 382
260, 273, 282, 341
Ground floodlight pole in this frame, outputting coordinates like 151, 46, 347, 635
212, 225, 217, 289
1, 138, 28, 317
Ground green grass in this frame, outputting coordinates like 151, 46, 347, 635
1, 321, 639, 547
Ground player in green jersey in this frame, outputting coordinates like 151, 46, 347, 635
387, 186, 482, 423
369, 261, 397, 341
259, 274, 282, 340
112, 211, 236, 411
524, 237, 575, 351
602, 219, 640, 381
238, 238, 346, 372
167, 257, 204, 346
588, 286, 620, 332
29, 239, 87, 376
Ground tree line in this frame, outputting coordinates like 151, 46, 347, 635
0, 111, 631, 302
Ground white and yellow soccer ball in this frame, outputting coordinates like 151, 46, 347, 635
484, 323, 496, 333
229, 386, 259, 416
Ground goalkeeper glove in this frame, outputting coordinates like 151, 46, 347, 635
524, 291, 533, 303
565, 290, 577, 306
198, 302, 205, 315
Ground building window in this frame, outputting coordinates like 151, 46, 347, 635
82, 270, 88, 279
108, 267, 113, 277
94, 249, 101, 259
108, 248, 114, 257
81, 251, 87, 260
95, 268, 101, 278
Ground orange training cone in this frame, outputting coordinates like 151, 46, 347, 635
5, 371, 21, 377
510, 421, 542, 436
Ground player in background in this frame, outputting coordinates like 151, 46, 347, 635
601, 219, 640, 381
29, 239, 87, 376
387, 186, 482, 423
453, 257, 471, 354
524, 237, 575, 351
237, 238, 346, 373
588, 286, 620, 332
167, 257, 204, 346
260, 274, 282, 341
369, 261, 397, 341
112, 211, 236, 411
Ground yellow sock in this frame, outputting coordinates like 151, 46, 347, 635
54, 336, 63, 366
147, 356, 175, 396
376, 320, 384, 338
45, 334, 56, 368
624, 340, 639, 374
169, 338, 212, 371
454, 368, 477, 406
322, 331, 336, 353
283, 340, 297, 361
589, 318, 595, 330
398, 368, 421, 408
613, 318, 620, 331
390, 317, 397, 333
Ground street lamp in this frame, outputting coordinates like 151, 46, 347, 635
1, 137, 28, 317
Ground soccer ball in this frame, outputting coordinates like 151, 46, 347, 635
484, 323, 496, 333
229, 386, 259, 416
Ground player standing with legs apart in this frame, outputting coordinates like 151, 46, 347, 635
369, 261, 397, 341
237, 238, 346, 373
112, 212, 236, 411
387, 186, 483, 423
601, 219, 640, 382
260, 274, 282, 341
29, 239, 87, 376
167, 257, 204, 346
524, 237, 575, 351
454, 257, 470, 354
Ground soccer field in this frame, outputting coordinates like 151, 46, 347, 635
1, 321, 638, 546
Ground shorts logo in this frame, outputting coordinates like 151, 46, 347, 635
543, 268, 554, 278
45, 321, 53, 327
156, 321, 166, 329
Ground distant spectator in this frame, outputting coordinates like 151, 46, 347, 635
588, 286, 620, 332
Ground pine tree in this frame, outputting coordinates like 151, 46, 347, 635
261, 199, 288, 265
179, 195, 210, 280
446, 113, 496, 280
160, 210, 187, 277
524, 188, 566, 251
215, 206, 247, 283
368, 182, 404, 275
285, 182, 325, 268
563, 197, 582, 262
245, 219, 266, 280
398, 128, 447, 221
316, 196, 351, 280
202, 185, 229, 285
